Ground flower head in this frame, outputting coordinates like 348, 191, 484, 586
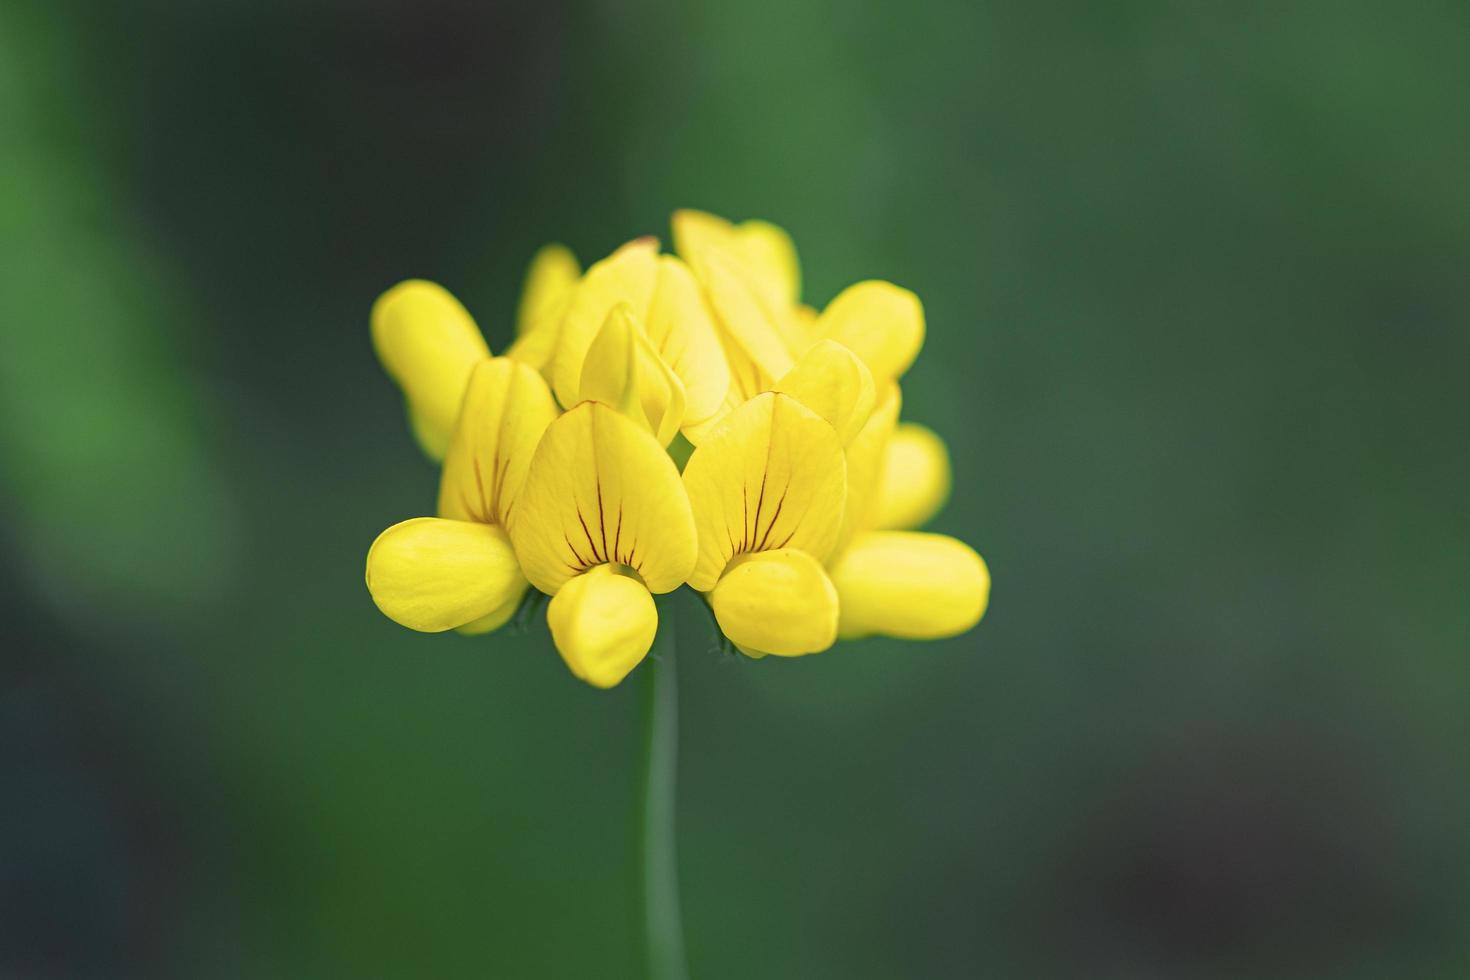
363, 213, 990, 687
365, 356, 557, 635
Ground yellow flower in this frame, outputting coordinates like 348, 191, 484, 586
826, 385, 989, 642
682, 390, 847, 657
365, 217, 989, 686
678, 341, 876, 657
500, 304, 698, 686
365, 356, 560, 635
509, 394, 697, 687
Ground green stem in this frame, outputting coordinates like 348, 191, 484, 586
639, 605, 689, 980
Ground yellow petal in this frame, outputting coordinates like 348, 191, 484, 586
455, 586, 527, 635
371, 280, 491, 460
515, 243, 580, 337
578, 305, 686, 447
437, 357, 560, 526
510, 402, 697, 595
506, 285, 573, 375
578, 305, 646, 421
813, 281, 924, 384
872, 422, 952, 530
829, 531, 990, 640
634, 331, 688, 448
773, 340, 876, 445
365, 519, 526, 633
779, 303, 821, 358
550, 238, 660, 409
645, 256, 731, 427
679, 386, 744, 447
547, 564, 658, 688
671, 209, 799, 315
710, 549, 838, 657
681, 392, 847, 592
733, 219, 801, 309
700, 250, 794, 400
670, 209, 734, 279
833, 384, 900, 557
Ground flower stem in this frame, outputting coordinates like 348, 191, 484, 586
639, 606, 689, 980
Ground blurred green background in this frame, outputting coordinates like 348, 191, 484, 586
3, 0, 1467, 977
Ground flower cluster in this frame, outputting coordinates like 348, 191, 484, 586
365, 210, 990, 687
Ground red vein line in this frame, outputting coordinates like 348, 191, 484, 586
576, 507, 603, 563
472, 458, 490, 522
756, 481, 789, 551
751, 470, 769, 550
563, 532, 590, 569
613, 505, 624, 565
596, 475, 610, 567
